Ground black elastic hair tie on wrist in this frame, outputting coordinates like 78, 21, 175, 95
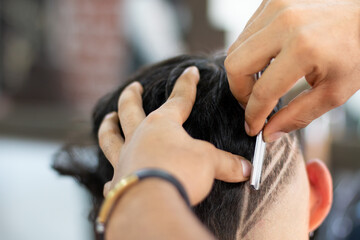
136, 168, 191, 207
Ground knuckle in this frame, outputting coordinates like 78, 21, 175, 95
245, 112, 255, 126
227, 44, 235, 55
146, 111, 163, 123
244, 111, 259, 132
291, 117, 310, 129
199, 141, 217, 158
251, 83, 269, 102
224, 55, 236, 76
245, 113, 256, 127
270, 0, 289, 10
276, 7, 299, 26
291, 30, 317, 58
225, 55, 245, 79
206, 142, 217, 153
241, 23, 256, 39
324, 89, 347, 108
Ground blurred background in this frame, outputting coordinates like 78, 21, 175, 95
1, 0, 360, 239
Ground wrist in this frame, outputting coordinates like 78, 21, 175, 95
109, 178, 182, 214
106, 179, 185, 239
98, 168, 192, 233
106, 178, 214, 240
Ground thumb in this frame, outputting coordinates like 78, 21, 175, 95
213, 148, 252, 182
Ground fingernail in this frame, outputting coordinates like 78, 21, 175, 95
241, 160, 251, 178
183, 66, 199, 77
266, 131, 285, 142
244, 121, 251, 135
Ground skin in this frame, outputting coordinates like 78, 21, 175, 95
98, 67, 333, 239
225, 0, 360, 142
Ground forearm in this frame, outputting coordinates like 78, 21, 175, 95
106, 179, 215, 240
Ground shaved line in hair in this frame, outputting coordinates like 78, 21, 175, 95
236, 133, 301, 239
237, 138, 287, 230
262, 144, 287, 180
238, 185, 250, 228
261, 134, 294, 184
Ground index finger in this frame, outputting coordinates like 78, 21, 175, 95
225, 23, 282, 106
245, 50, 308, 136
98, 112, 124, 167
158, 66, 200, 124
118, 82, 146, 138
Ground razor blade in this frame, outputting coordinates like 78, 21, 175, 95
250, 71, 267, 190
250, 129, 266, 190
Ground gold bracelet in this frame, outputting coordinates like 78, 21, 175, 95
96, 173, 140, 234
95, 168, 191, 239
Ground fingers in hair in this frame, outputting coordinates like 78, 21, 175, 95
159, 66, 200, 124
98, 112, 124, 167
118, 82, 146, 138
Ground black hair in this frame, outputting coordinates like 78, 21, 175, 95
54, 54, 299, 240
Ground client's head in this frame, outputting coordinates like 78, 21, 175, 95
55, 54, 333, 240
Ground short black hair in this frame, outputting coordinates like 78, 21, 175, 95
54, 54, 301, 240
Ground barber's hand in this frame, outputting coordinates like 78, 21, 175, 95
225, 0, 360, 142
98, 67, 251, 205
